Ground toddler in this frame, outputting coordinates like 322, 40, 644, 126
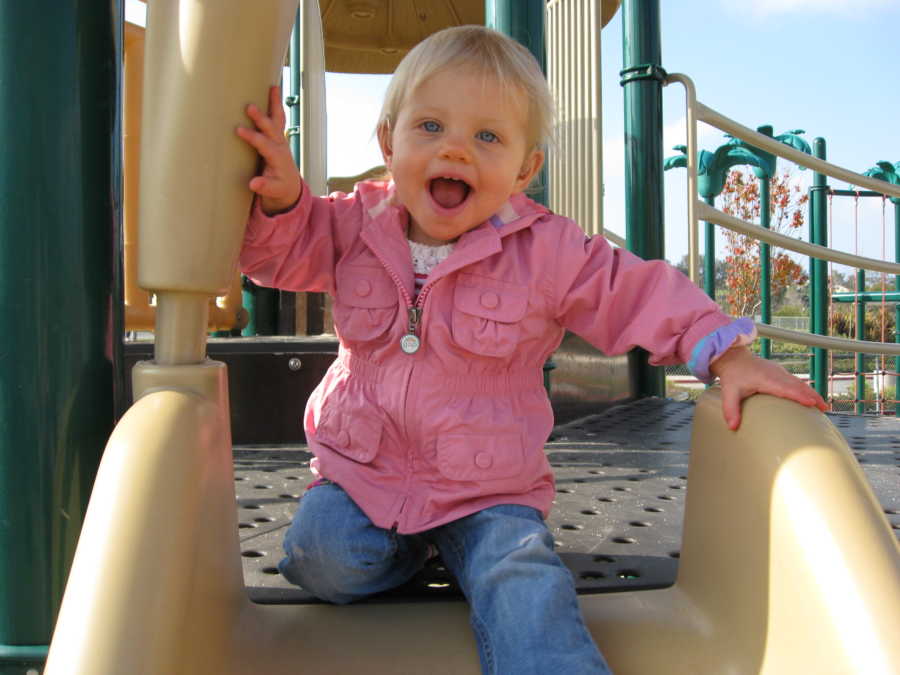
237, 25, 826, 675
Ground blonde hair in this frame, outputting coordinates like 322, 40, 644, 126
377, 25, 554, 151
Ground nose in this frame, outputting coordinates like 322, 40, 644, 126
438, 134, 471, 163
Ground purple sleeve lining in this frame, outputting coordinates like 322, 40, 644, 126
687, 317, 757, 383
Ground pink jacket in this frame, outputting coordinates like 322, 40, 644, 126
240, 180, 736, 534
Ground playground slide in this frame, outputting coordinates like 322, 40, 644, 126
45, 1, 900, 672
45, 384, 900, 673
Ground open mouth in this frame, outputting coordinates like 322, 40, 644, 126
429, 176, 471, 210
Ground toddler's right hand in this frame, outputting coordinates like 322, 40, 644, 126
236, 85, 302, 215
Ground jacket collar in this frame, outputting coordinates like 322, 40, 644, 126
485, 190, 551, 237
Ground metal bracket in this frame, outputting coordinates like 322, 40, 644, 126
619, 63, 668, 86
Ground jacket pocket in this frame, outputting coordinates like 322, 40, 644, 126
334, 265, 398, 342
317, 406, 383, 464
451, 273, 528, 357
436, 433, 524, 481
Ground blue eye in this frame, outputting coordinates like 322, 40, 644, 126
422, 120, 441, 132
476, 130, 498, 143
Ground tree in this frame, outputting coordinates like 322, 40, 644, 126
719, 169, 808, 317
830, 305, 895, 342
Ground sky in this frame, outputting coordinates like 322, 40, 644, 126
126, 0, 900, 272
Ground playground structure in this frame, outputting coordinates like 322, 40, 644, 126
1, 1, 899, 673
665, 123, 900, 415
826, 187, 900, 414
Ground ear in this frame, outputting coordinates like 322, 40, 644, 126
513, 148, 545, 193
377, 121, 394, 170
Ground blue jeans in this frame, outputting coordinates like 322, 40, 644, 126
279, 483, 612, 674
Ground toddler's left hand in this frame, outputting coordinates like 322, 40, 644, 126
709, 346, 828, 430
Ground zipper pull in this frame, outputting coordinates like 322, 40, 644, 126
400, 307, 421, 354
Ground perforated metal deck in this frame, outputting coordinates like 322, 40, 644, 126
236, 398, 900, 603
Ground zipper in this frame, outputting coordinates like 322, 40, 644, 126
358, 242, 437, 532
359, 230, 438, 355
398, 281, 435, 355
408, 285, 433, 340
407, 306, 421, 333
366, 253, 423, 354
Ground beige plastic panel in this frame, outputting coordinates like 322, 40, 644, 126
47, 386, 900, 674
124, 21, 246, 332
137, 0, 296, 296
583, 391, 900, 674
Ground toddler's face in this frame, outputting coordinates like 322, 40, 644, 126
378, 67, 543, 246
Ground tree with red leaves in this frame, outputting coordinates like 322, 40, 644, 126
719, 169, 808, 317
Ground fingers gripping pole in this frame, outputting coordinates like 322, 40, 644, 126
137, 0, 298, 363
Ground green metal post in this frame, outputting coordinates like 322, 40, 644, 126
276, 8, 303, 336
241, 278, 278, 337
856, 270, 866, 414
833, 291, 900, 303
703, 195, 716, 299
808, 187, 815, 390
486, 0, 556, 390
759, 178, 771, 359
486, 0, 547, 207
621, 0, 665, 398
241, 277, 257, 337
895, 201, 900, 416
0, 2, 118, 669
809, 138, 828, 399
239, 11, 297, 338
486, 0, 545, 71
289, 8, 302, 167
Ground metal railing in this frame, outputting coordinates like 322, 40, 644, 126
664, 73, 900, 358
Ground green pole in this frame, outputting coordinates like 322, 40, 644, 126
276, 8, 304, 336
621, 0, 665, 398
485, 0, 548, 207
895, 201, 900, 416
832, 291, 900, 303
809, 138, 829, 399
759, 178, 771, 359
808, 185, 815, 391
486, 0, 545, 71
241, 277, 257, 337
703, 195, 716, 299
288, 8, 302, 167
0, 1, 117, 667
856, 270, 866, 414
486, 0, 555, 395
239, 10, 297, 338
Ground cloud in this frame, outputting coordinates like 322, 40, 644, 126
721, 0, 893, 18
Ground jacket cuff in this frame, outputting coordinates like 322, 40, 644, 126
687, 317, 757, 383
243, 181, 310, 244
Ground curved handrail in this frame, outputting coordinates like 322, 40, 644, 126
756, 324, 900, 356
665, 73, 900, 281
664, 74, 702, 282
698, 202, 900, 276
665, 73, 900, 357
695, 103, 900, 200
